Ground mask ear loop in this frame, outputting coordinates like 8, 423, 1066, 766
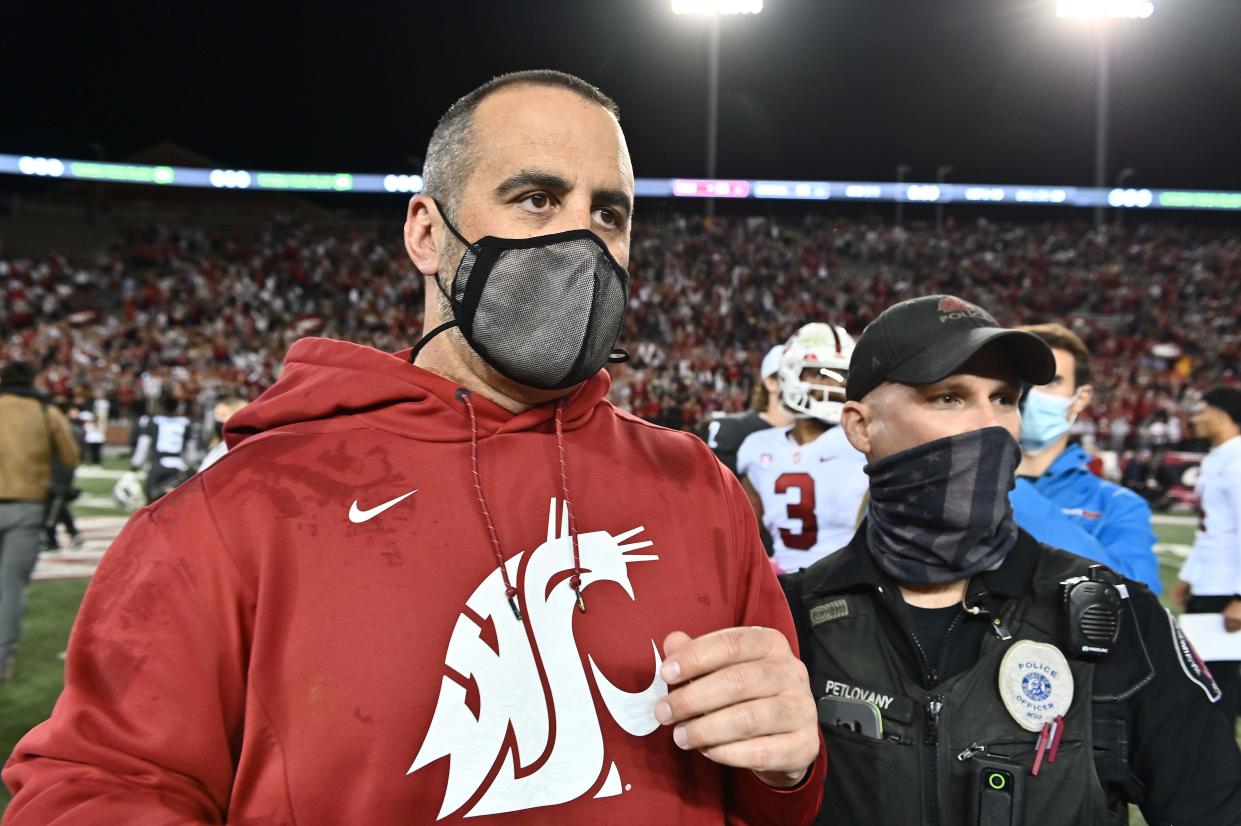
408, 319, 458, 365
408, 198, 478, 365
1065, 387, 1084, 427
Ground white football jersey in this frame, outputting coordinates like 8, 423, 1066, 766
1179, 434, 1241, 596
736, 424, 869, 572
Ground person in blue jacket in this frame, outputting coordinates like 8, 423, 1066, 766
1009, 323, 1161, 592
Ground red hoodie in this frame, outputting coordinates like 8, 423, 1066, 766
4, 338, 825, 825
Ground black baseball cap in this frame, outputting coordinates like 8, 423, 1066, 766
845, 295, 1056, 402
1202, 387, 1241, 426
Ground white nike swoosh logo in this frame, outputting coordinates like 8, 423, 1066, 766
348, 490, 418, 524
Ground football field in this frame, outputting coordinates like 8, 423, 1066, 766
0, 485, 1226, 820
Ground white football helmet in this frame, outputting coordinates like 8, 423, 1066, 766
112, 470, 147, 511
778, 323, 855, 423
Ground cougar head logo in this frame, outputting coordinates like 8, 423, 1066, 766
409, 499, 664, 819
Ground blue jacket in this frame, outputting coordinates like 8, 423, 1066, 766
1010, 444, 1161, 593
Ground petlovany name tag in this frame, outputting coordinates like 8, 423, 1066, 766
998, 640, 1074, 732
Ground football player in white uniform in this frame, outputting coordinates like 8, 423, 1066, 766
736, 323, 869, 573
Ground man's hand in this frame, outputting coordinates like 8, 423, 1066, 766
654, 627, 819, 789
1224, 599, 1241, 633
1171, 579, 1191, 610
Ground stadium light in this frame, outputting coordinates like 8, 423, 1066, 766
1056, 0, 1154, 19
1057, 2, 1153, 231
671, 0, 762, 15
671, 0, 763, 216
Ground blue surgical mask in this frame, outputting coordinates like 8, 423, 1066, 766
1020, 386, 1079, 453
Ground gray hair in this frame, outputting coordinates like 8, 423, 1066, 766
422, 69, 621, 221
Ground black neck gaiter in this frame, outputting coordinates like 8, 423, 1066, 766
865, 425, 1021, 585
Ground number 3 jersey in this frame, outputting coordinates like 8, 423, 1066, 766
737, 424, 869, 572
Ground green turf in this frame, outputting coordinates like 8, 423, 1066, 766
0, 519, 1228, 820
0, 578, 89, 814
1154, 520, 1195, 606
67, 456, 132, 518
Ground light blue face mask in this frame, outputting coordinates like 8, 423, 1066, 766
1020, 386, 1079, 453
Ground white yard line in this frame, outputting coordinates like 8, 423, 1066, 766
1154, 543, 1194, 559
1151, 514, 1197, 527
75, 494, 122, 509
73, 467, 126, 480
34, 515, 130, 580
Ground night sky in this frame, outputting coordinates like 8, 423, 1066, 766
4, 0, 1241, 190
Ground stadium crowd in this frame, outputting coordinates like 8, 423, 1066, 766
2, 213, 1237, 450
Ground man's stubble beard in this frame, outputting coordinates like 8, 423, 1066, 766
430, 232, 513, 391
432, 232, 476, 358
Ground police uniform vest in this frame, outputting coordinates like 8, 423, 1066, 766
787, 534, 1137, 826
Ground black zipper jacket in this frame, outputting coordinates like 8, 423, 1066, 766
781, 527, 1241, 826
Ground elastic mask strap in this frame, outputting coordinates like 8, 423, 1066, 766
1066, 388, 1083, 426
408, 319, 459, 365
429, 196, 493, 335
608, 347, 629, 364
431, 197, 474, 251
457, 245, 501, 338
410, 196, 467, 364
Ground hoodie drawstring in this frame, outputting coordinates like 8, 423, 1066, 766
455, 390, 587, 622
456, 388, 522, 622
554, 400, 587, 614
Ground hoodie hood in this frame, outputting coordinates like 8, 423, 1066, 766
225, 337, 612, 450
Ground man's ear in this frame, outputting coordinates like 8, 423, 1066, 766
405, 195, 440, 277
841, 400, 872, 456
1070, 384, 1094, 419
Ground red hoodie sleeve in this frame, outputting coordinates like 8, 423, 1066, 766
718, 468, 827, 826
3, 477, 253, 824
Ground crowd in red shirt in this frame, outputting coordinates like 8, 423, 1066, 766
3, 213, 1237, 448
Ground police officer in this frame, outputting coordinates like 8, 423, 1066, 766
782, 295, 1241, 826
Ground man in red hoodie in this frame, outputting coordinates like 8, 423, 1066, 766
4, 70, 824, 824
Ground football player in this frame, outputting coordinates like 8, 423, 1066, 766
697, 344, 794, 476
130, 395, 194, 503
736, 323, 869, 573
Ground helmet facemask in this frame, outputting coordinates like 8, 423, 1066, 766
777, 323, 855, 424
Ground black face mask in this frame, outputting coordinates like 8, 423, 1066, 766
864, 426, 1021, 585
409, 201, 629, 391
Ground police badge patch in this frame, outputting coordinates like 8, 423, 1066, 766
998, 640, 1075, 732
1166, 609, 1223, 703
810, 598, 850, 626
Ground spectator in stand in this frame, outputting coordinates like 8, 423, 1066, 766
1009, 323, 1161, 592
3, 216, 1239, 437
0, 361, 79, 682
